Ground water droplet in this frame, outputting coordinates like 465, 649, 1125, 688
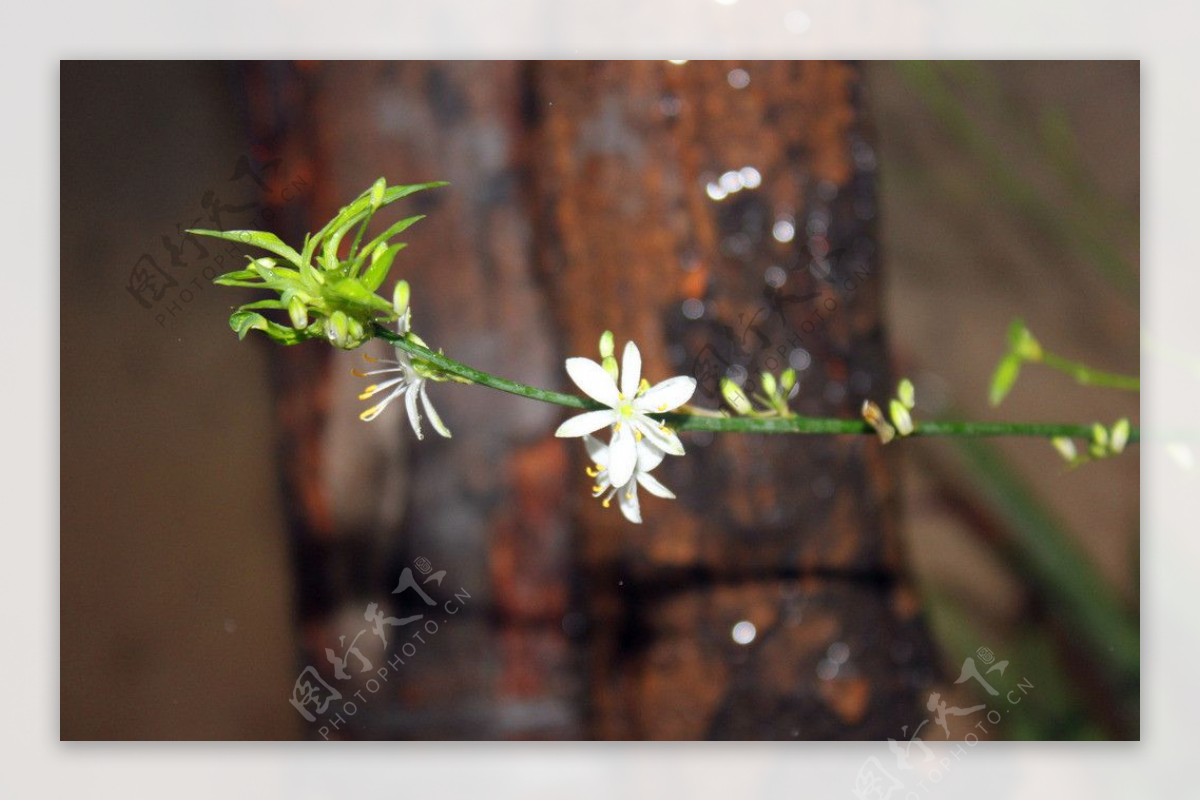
727, 68, 751, 90
772, 218, 796, 243
739, 166, 762, 189
765, 265, 787, 288
788, 348, 811, 371
732, 620, 757, 645
784, 9, 812, 34
681, 298, 706, 320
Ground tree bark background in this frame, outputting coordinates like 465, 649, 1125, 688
243, 60, 937, 739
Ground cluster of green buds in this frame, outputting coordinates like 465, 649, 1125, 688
189, 178, 445, 348
861, 378, 917, 444
1051, 418, 1131, 467
720, 368, 799, 417
989, 318, 1043, 406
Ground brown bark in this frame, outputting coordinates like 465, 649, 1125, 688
242, 60, 936, 740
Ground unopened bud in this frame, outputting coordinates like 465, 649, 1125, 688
602, 355, 619, 382
889, 399, 914, 437
721, 378, 753, 415
287, 296, 309, 330
761, 371, 777, 398
780, 368, 797, 392
1110, 418, 1130, 454
599, 330, 615, 359
327, 310, 350, 348
393, 279, 411, 318
370, 177, 386, 210
897, 378, 915, 410
1051, 437, 1077, 462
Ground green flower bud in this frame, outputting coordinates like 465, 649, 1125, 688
889, 399, 914, 437
1051, 437, 1077, 462
599, 330, 615, 359
780, 368, 797, 392
370, 177, 387, 210
721, 378, 753, 415
760, 371, 777, 399
897, 378, 915, 410
1110, 418, 1130, 454
287, 296, 309, 330
327, 310, 351, 349
393, 279, 411, 319
602, 355, 619, 382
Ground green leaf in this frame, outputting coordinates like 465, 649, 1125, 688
361, 243, 407, 292
348, 215, 424, 276
228, 310, 310, 345
989, 353, 1022, 406
329, 277, 394, 313
304, 181, 446, 268
236, 299, 287, 312
187, 229, 304, 268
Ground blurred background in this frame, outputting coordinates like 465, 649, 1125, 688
60, 61, 1138, 741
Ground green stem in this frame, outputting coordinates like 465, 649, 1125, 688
1040, 351, 1141, 391
374, 325, 1139, 443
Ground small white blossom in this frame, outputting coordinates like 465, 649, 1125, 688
582, 434, 675, 524
555, 340, 697, 487
355, 315, 451, 439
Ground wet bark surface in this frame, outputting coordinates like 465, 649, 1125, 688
243, 60, 937, 740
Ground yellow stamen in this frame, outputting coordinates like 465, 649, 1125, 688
625, 490, 634, 500
657, 403, 668, 412
585, 466, 600, 477
638, 378, 650, 395
659, 424, 672, 434
635, 430, 643, 441
358, 385, 378, 400
351, 368, 368, 378
601, 497, 611, 508
363, 353, 379, 363
614, 421, 622, 432
618, 392, 625, 400
359, 406, 380, 421
591, 484, 603, 494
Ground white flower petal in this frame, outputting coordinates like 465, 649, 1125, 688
621, 341, 642, 399
565, 357, 621, 406
617, 480, 642, 524
583, 433, 608, 463
607, 424, 638, 487
635, 414, 686, 456
419, 382, 452, 438
636, 471, 675, 500
635, 375, 697, 414
555, 409, 617, 438
405, 383, 424, 440
635, 439, 666, 472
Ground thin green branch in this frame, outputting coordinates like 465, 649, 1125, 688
374, 325, 1139, 443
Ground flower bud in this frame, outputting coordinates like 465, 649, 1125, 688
780, 368, 797, 392
889, 399, 914, 437
897, 378, 915, 410
370, 177, 386, 210
602, 355, 619, 382
721, 378, 753, 415
761, 371, 777, 399
599, 330, 615, 359
1051, 437, 1077, 462
393, 279, 411, 319
287, 296, 309, 330
862, 400, 896, 444
327, 310, 351, 349
1110, 418, 1130, 454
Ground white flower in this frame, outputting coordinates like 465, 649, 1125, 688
582, 434, 675, 524
554, 340, 697, 487
355, 316, 451, 439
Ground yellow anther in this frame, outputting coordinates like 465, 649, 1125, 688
585, 466, 600, 477
363, 353, 379, 363
351, 368, 368, 378
635, 430, 643, 441
618, 392, 626, 400
639, 378, 650, 395
591, 484, 603, 494
657, 403, 668, 412
602, 497, 612, 508
614, 421, 623, 432
625, 490, 634, 500
659, 424, 672, 434
358, 385, 378, 400
359, 406, 380, 421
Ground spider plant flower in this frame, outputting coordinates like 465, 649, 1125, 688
355, 317, 451, 439
581, 434, 675, 524
555, 340, 697, 487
